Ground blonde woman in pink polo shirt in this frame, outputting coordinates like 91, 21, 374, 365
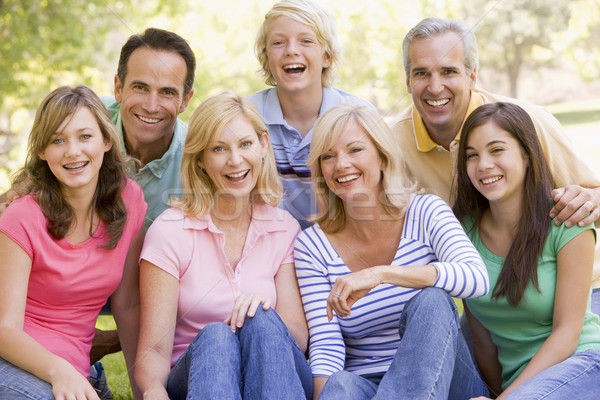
135, 91, 311, 400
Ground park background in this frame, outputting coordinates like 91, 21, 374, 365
1, 0, 600, 398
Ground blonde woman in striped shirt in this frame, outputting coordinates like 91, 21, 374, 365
294, 103, 490, 399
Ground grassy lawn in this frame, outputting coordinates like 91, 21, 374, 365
97, 100, 600, 399
95, 316, 134, 400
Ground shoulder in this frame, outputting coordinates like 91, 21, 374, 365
248, 88, 275, 110
407, 193, 451, 215
99, 96, 119, 114
478, 88, 557, 125
253, 204, 301, 236
389, 105, 414, 127
0, 195, 42, 223
325, 87, 374, 109
295, 224, 327, 253
548, 219, 596, 251
122, 178, 145, 202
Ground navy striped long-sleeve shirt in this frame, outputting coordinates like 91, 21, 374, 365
294, 194, 489, 377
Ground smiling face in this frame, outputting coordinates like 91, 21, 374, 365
265, 15, 331, 96
201, 114, 268, 204
465, 121, 529, 208
319, 120, 382, 204
406, 32, 476, 144
114, 47, 193, 157
39, 106, 112, 198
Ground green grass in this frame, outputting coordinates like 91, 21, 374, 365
95, 316, 133, 400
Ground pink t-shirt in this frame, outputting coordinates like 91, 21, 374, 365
0, 179, 146, 376
140, 203, 301, 367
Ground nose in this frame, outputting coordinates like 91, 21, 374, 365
477, 153, 493, 171
428, 73, 444, 95
285, 40, 299, 56
143, 91, 161, 113
227, 148, 243, 167
334, 153, 350, 171
65, 140, 81, 158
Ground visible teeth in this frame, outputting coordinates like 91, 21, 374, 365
337, 174, 360, 183
227, 171, 248, 179
64, 162, 88, 170
283, 64, 305, 71
482, 176, 502, 184
426, 99, 449, 107
139, 116, 160, 124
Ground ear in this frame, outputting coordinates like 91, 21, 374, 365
114, 75, 123, 103
322, 52, 332, 69
468, 67, 477, 88
258, 131, 269, 158
38, 151, 46, 161
179, 89, 194, 114
104, 138, 113, 153
406, 76, 412, 94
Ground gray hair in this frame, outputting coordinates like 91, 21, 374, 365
403, 17, 479, 77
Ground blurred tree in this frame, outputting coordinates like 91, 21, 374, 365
460, 0, 573, 98
560, 0, 600, 82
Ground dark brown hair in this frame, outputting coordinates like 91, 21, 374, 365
117, 27, 196, 97
452, 102, 555, 305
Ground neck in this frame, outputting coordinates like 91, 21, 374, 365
277, 85, 323, 137
486, 199, 522, 235
342, 199, 400, 238
124, 130, 173, 167
211, 195, 252, 224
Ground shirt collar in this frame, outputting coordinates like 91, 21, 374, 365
181, 203, 290, 235
261, 87, 335, 126
412, 90, 484, 152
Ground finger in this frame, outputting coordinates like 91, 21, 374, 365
326, 302, 334, 321
235, 295, 253, 327
246, 295, 262, 318
577, 205, 600, 227
262, 298, 272, 310
560, 197, 595, 227
228, 295, 246, 329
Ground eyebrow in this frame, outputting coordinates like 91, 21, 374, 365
465, 139, 507, 150
130, 80, 181, 95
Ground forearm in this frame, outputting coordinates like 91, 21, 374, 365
135, 348, 172, 398
498, 332, 578, 399
313, 376, 328, 399
280, 317, 308, 354
376, 264, 438, 288
0, 327, 79, 385
112, 302, 141, 399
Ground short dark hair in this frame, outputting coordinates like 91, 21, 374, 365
117, 27, 196, 96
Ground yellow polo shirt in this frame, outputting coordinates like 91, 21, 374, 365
391, 88, 600, 204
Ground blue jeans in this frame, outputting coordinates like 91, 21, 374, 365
166, 307, 312, 399
506, 350, 600, 399
0, 357, 54, 399
319, 287, 489, 400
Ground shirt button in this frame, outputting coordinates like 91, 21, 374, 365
294, 138, 299, 144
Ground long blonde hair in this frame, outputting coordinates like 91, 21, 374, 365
308, 104, 416, 233
172, 91, 282, 217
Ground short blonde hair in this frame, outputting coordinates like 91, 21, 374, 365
172, 91, 282, 217
255, 0, 340, 87
308, 104, 416, 233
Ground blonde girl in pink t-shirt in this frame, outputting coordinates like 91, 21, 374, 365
0, 86, 146, 400
136, 91, 311, 399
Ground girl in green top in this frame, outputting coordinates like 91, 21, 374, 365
452, 102, 600, 400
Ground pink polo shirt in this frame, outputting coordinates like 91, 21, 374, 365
140, 203, 301, 367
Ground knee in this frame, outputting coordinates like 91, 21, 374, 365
190, 322, 237, 350
241, 307, 280, 334
404, 288, 458, 323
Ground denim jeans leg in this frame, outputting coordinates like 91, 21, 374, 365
506, 350, 600, 400
237, 307, 312, 400
0, 357, 54, 400
373, 287, 489, 400
319, 371, 378, 400
167, 322, 242, 400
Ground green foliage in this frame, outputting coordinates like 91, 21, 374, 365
460, 0, 573, 97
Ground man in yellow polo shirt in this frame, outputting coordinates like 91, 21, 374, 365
391, 17, 600, 306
